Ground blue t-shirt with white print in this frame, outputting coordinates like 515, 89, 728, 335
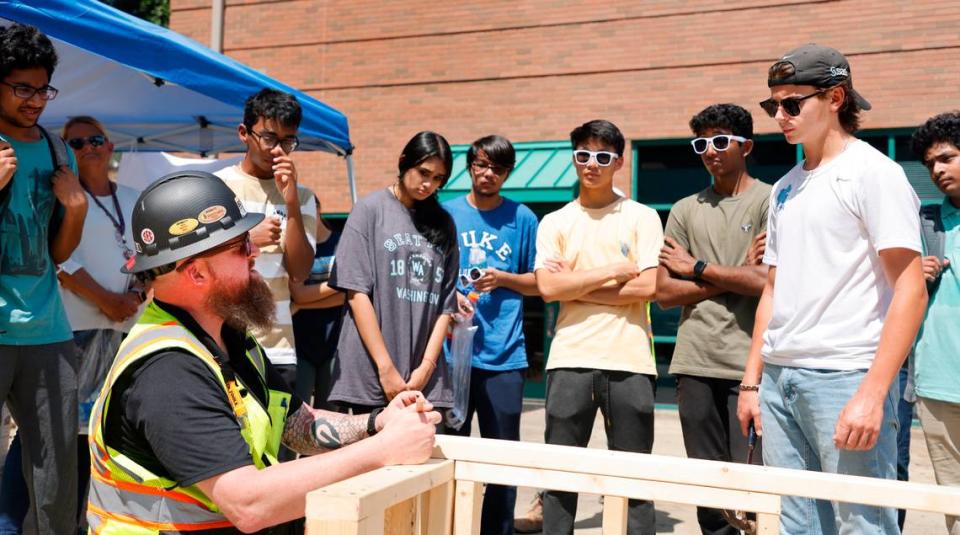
443, 195, 538, 371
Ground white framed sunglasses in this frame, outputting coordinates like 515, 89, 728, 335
458, 266, 485, 287
690, 135, 748, 154
573, 150, 619, 167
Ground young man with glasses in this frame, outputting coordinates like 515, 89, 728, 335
736, 44, 926, 534
535, 120, 662, 535
0, 23, 88, 535
656, 104, 769, 535
86, 171, 441, 533
216, 88, 317, 392
910, 111, 960, 535
441, 135, 540, 535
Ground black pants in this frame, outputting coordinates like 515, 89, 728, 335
543, 368, 656, 535
676, 375, 763, 535
449, 368, 524, 535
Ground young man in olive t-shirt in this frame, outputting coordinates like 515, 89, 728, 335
656, 104, 770, 535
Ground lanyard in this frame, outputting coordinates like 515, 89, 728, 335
82, 181, 133, 259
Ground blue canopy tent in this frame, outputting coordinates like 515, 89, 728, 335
0, 0, 358, 200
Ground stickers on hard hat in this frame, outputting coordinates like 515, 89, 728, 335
235, 197, 247, 217
198, 205, 227, 224
141, 228, 155, 245
169, 218, 199, 236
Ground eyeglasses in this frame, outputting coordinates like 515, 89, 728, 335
0, 81, 58, 101
458, 267, 485, 287
759, 89, 827, 118
470, 161, 508, 175
573, 150, 618, 167
690, 135, 748, 154
176, 233, 253, 272
66, 135, 106, 150
248, 129, 300, 153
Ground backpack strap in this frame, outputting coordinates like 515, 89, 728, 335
38, 125, 70, 169
919, 203, 945, 293
37, 125, 70, 250
0, 134, 11, 215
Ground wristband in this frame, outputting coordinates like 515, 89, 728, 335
738, 384, 760, 392
693, 260, 708, 279
367, 407, 384, 436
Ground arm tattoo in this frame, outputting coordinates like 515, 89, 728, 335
281, 405, 370, 455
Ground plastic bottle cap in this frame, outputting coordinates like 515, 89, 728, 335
467, 291, 480, 302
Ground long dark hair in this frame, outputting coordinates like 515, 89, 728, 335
398, 131, 454, 251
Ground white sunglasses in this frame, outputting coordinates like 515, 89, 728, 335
690, 135, 747, 154
573, 150, 619, 167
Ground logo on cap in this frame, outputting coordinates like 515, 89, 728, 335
829, 66, 849, 78
169, 218, 200, 236
198, 205, 227, 224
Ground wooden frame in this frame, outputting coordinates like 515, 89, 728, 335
305, 436, 960, 534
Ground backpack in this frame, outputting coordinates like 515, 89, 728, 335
0, 125, 71, 253
919, 204, 945, 292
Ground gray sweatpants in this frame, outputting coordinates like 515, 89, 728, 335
0, 341, 78, 535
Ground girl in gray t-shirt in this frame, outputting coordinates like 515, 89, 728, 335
328, 132, 458, 410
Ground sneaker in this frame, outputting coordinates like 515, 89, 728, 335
513, 492, 543, 534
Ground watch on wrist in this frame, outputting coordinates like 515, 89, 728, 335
693, 260, 708, 279
367, 407, 383, 436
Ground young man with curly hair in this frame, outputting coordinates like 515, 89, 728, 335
910, 111, 960, 535
657, 103, 770, 535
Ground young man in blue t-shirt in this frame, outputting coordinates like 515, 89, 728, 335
443, 135, 539, 535
0, 24, 88, 534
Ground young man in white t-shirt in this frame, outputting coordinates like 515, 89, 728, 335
736, 44, 927, 534
535, 120, 662, 535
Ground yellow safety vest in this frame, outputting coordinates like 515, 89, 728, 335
87, 302, 291, 534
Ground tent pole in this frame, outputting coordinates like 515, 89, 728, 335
211, 0, 225, 52
346, 154, 357, 206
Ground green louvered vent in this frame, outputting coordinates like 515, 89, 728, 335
439, 141, 579, 203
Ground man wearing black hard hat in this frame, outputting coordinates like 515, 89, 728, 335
86, 171, 441, 534
736, 44, 927, 534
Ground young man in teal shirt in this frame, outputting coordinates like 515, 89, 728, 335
910, 111, 960, 535
0, 23, 87, 534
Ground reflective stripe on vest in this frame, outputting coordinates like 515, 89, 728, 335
87, 302, 290, 534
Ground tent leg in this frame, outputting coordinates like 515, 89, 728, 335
346, 154, 358, 206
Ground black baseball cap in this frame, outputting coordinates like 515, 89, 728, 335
767, 44, 871, 110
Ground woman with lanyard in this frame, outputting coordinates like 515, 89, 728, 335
0, 116, 145, 532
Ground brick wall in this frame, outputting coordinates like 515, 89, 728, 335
171, 0, 960, 213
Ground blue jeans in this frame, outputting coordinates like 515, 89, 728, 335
895, 366, 913, 530
449, 368, 524, 535
760, 364, 899, 535
0, 436, 28, 534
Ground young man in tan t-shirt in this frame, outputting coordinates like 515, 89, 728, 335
216, 89, 316, 392
535, 119, 662, 535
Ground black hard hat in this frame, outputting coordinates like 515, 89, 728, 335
122, 171, 264, 274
